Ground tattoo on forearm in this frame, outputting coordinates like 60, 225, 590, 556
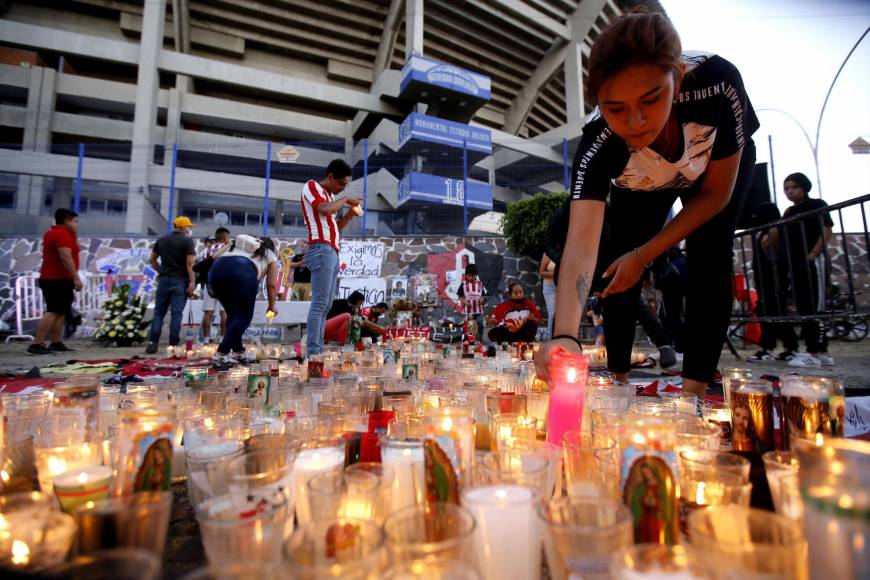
575, 271, 592, 311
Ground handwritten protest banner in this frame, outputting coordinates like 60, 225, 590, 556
339, 240, 384, 277
338, 277, 387, 306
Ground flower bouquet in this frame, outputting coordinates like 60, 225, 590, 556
93, 284, 149, 347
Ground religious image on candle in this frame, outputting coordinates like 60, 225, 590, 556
623, 454, 678, 546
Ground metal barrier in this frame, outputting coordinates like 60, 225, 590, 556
729, 193, 870, 347
5, 273, 108, 342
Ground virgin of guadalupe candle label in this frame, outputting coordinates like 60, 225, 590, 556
621, 451, 678, 546
247, 372, 271, 405
731, 386, 774, 452
134, 438, 173, 492
423, 439, 459, 505
383, 349, 398, 364
402, 363, 418, 380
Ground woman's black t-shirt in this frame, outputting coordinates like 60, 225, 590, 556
570, 52, 760, 202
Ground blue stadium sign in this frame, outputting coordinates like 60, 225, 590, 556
397, 172, 493, 210
401, 55, 492, 101
398, 113, 492, 154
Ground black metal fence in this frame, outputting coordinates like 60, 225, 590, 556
730, 193, 870, 345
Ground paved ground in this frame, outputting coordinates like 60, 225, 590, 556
2, 337, 868, 388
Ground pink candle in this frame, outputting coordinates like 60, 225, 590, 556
546, 350, 588, 444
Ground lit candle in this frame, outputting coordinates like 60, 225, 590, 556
462, 485, 542, 580
293, 447, 345, 526
424, 407, 474, 484
546, 351, 588, 445
491, 414, 538, 450
619, 416, 679, 546
380, 438, 425, 513
52, 465, 112, 514
35, 442, 101, 496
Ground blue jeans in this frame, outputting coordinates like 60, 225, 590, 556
468, 313, 485, 343
543, 282, 556, 339
305, 243, 340, 355
209, 256, 258, 355
148, 276, 188, 346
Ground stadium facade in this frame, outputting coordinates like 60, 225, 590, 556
0, 0, 654, 237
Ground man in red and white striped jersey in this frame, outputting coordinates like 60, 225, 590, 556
302, 159, 360, 355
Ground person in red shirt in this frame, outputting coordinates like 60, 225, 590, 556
27, 208, 81, 355
487, 282, 543, 344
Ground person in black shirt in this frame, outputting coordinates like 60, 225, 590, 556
290, 246, 312, 301
746, 202, 798, 363
146, 216, 196, 353
534, 11, 759, 400
781, 173, 835, 367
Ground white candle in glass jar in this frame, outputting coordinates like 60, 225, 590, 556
293, 447, 344, 526
380, 440, 425, 513
462, 485, 541, 580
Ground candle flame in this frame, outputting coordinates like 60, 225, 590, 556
78, 472, 89, 485
11, 540, 30, 566
48, 456, 67, 476
0, 470, 9, 483
695, 482, 706, 505
815, 433, 824, 446
838, 494, 854, 510
441, 417, 454, 432
566, 368, 577, 383
495, 489, 507, 500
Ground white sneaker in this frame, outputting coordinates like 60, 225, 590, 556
817, 353, 835, 366
212, 352, 235, 365
788, 353, 821, 368
239, 351, 257, 364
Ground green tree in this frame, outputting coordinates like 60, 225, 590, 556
501, 191, 568, 258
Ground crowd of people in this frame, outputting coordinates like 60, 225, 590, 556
24, 13, 841, 382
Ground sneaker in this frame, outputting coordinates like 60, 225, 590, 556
145, 343, 158, 354
212, 352, 236, 365
49, 342, 74, 352
775, 350, 797, 362
239, 351, 257, 364
658, 345, 677, 369
26, 343, 54, 355
817, 353, 835, 367
788, 353, 821, 368
747, 350, 772, 363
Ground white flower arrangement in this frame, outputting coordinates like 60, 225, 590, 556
93, 284, 149, 346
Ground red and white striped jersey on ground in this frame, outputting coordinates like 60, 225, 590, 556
301, 180, 340, 251
462, 279, 484, 316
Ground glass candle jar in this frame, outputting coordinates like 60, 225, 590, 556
617, 415, 679, 546
423, 407, 474, 485
114, 405, 176, 496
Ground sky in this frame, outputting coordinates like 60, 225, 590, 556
661, 0, 870, 231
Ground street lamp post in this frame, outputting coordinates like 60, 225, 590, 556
759, 25, 869, 200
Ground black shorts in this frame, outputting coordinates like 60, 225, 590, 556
39, 279, 74, 315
